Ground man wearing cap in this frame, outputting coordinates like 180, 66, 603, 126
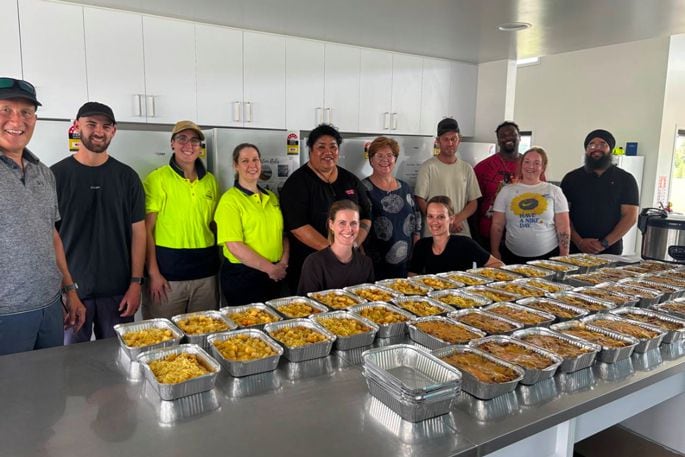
0, 77, 86, 355
414, 118, 481, 237
560, 129, 639, 255
142, 121, 219, 318
51, 101, 146, 343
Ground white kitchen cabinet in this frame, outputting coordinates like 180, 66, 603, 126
448, 61, 478, 137
390, 53, 423, 134
143, 16, 197, 124
196, 24, 243, 127
359, 49, 393, 134
420, 57, 452, 136
285, 37, 325, 130
1, 0, 22, 79
243, 31, 286, 129
19, 0, 88, 119
359, 50, 422, 135
324, 44, 361, 132
84, 8, 146, 123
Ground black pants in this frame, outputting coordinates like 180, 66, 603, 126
501, 244, 560, 265
220, 261, 280, 306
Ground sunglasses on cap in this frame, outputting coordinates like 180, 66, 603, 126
0, 77, 37, 96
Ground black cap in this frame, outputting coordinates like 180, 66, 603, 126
0, 77, 41, 106
584, 129, 615, 151
76, 102, 116, 124
437, 117, 460, 136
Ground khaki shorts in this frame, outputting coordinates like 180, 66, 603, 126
142, 276, 219, 319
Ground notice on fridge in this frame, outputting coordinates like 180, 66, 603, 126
259, 155, 299, 195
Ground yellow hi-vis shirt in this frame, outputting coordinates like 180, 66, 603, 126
144, 164, 218, 248
214, 184, 284, 264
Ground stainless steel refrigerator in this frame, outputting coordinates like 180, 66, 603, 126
333, 135, 435, 189
204, 128, 299, 194
29, 119, 180, 179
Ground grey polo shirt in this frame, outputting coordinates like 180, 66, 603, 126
0, 149, 62, 315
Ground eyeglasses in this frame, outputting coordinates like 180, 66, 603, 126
0, 77, 37, 96
174, 135, 201, 146
587, 141, 609, 150
373, 153, 396, 161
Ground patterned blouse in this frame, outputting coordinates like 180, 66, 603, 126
362, 177, 421, 280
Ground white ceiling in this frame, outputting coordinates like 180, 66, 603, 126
69, 0, 685, 63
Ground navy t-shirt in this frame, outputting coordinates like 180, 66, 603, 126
409, 235, 491, 275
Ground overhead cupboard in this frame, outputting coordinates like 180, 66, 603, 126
14, 0, 477, 135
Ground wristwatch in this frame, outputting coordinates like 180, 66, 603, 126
599, 238, 610, 249
62, 282, 78, 293
130, 277, 144, 285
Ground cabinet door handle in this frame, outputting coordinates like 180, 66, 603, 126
146, 96, 156, 118
315, 107, 322, 124
391, 112, 398, 130
383, 112, 390, 130
233, 101, 241, 122
245, 101, 253, 123
133, 95, 142, 117
325, 107, 331, 124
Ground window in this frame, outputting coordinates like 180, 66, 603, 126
519, 131, 532, 153
670, 130, 685, 213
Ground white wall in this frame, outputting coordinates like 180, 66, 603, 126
472, 59, 516, 143
655, 34, 685, 206
514, 38, 669, 210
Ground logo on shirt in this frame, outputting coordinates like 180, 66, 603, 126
90, 185, 101, 190
511, 192, 548, 215
345, 189, 356, 196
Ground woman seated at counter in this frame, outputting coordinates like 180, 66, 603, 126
297, 200, 374, 294
490, 147, 570, 264
408, 196, 503, 275
214, 143, 289, 306
362, 136, 421, 280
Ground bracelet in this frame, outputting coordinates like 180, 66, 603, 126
130, 277, 144, 285
62, 283, 78, 293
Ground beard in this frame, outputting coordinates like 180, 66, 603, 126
80, 135, 110, 153
584, 153, 612, 170
499, 143, 518, 156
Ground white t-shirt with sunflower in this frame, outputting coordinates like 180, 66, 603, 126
493, 182, 569, 257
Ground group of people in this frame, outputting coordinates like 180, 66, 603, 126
0, 76, 640, 357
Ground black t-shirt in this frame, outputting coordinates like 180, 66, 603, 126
280, 164, 371, 287
409, 235, 491, 275
560, 165, 639, 255
52, 156, 145, 298
297, 247, 374, 295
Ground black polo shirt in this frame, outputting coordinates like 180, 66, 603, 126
280, 164, 371, 288
560, 164, 639, 254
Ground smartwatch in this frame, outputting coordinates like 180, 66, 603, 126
130, 277, 144, 285
599, 238, 610, 250
62, 282, 79, 293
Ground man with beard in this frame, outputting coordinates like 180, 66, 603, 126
474, 121, 521, 248
560, 129, 639, 255
52, 102, 146, 343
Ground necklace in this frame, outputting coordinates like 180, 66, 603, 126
309, 162, 337, 183
370, 175, 398, 194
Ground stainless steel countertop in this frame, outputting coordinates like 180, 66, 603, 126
1, 336, 684, 457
